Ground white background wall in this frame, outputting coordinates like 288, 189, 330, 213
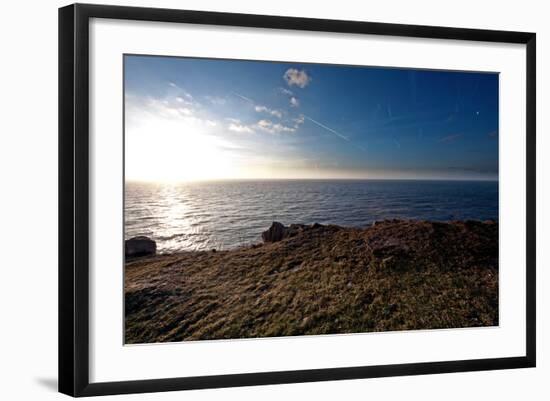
0, 0, 547, 399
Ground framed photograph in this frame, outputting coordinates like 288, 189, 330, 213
59, 3, 536, 397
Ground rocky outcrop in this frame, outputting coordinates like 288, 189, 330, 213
125, 236, 156, 258
261, 221, 327, 242
261, 222, 287, 242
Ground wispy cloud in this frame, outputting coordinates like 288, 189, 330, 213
277, 85, 300, 108
225, 118, 298, 135
169, 82, 194, 99
165, 81, 204, 113
230, 92, 304, 134
227, 118, 255, 134
438, 133, 463, 144
284, 68, 312, 88
175, 96, 194, 106
234, 91, 286, 114
278, 87, 294, 96
128, 94, 201, 122
255, 105, 283, 119
257, 119, 296, 134
293, 114, 305, 128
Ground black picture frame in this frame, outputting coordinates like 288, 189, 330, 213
59, 3, 536, 397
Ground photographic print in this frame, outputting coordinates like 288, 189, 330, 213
124, 55, 499, 344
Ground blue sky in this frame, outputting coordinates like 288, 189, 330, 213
124, 55, 498, 182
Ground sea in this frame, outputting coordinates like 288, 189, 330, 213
125, 179, 498, 253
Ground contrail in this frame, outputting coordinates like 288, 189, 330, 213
303, 115, 350, 142
232, 92, 254, 104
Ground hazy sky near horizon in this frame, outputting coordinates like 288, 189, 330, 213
124, 55, 498, 182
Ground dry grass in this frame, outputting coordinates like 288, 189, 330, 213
125, 220, 498, 344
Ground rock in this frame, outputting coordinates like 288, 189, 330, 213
262, 222, 328, 243
262, 222, 288, 242
262, 221, 341, 242
125, 236, 156, 257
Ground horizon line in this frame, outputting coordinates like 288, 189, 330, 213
125, 176, 499, 184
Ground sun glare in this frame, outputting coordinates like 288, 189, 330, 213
126, 115, 237, 183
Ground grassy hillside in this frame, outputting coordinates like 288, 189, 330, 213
125, 219, 498, 344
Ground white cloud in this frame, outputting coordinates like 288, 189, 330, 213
257, 119, 272, 130
293, 114, 305, 128
293, 114, 305, 124
278, 87, 294, 96
290, 96, 300, 108
283, 68, 311, 88
254, 105, 283, 119
227, 119, 255, 134
273, 123, 296, 133
139, 97, 197, 120
256, 119, 296, 134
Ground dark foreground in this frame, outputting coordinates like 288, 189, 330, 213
125, 220, 498, 344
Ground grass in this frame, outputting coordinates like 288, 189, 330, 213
124, 219, 498, 344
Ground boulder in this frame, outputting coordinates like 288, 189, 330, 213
262, 222, 287, 242
125, 236, 156, 257
262, 222, 326, 243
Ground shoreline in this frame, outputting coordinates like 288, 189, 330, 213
125, 219, 498, 344
126, 218, 498, 256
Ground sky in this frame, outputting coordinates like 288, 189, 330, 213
124, 55, 499, 182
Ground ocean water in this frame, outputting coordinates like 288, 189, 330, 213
125, 179, 498, 253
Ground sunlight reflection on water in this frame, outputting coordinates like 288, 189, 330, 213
125, 179, 498, 253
